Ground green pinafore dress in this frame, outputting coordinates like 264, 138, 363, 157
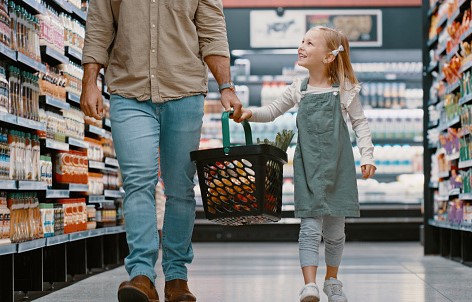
294, 78, 360, 218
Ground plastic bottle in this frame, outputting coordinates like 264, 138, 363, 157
25, 133, 31, 180
8, 2, 17, 51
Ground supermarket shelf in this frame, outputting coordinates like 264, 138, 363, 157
105, 157, 119, 167
106, 225, 126, 235
437, 171, 450, 178
459, 193, 472, 200
429, 181, 439, 189
21, 0, 47, 14
438, 116, 460, 132
436, 14, 448, 31
459, 94, 472, 106
88, 228, 106, 238
437, 43, 447, 56
427, 1, 440, 17
88, 195, 106, 203
461, 23, 472, 41
17, 238, 46, 253
447, 9, 461, 26
0, 242, 16, 255
16, 52, 47, 73
104, 190, 124, 198
428, 119, 439, 129
40, 95, 70, 110
449, 188, 460, 196
66, 92, 81, 105
427, 61, 438, 73
446, 45, 460, 61
46, 189, 70, 198
0, 43, 17, 61
460, 59, 472, 74
16, 116, 46, 131
50, 0, 72, 13
65, 46, 82, 63
427, 36, 438, 48
55, 183, 88, 192
459, 159, 472, 169
69, 3, 87, 23
436, 194, 449, 201
446, 81, 461, 94
89, 160, 106, 170
0, 112, 43, 130
104, 118, 111, 129
17, 180, 47, 190
44, 139, 69, 151
429, 219, 472, 233
46, 234, 69, 246
86, 125, 111, 139
0, 180, 17, 190
69, 230, 92, 242
370, 137, 423, 146
40, 45, 69, 65
67, 137, 89, 149
446, 152, 460, 161
428, 142, 438, 149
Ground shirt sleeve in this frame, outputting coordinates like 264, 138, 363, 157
347, 92, 376, 167
82, 0, 115, 67
249, 81, 298, 122
195, 0, 230, 58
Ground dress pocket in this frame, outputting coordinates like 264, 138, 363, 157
303, 103, 334, 135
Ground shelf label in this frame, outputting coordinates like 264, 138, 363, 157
17, 117, 46, 131
46, 139, 69, 151
89, 160, 106, 170
67, 92, 81, 104
41, 95, 70, 110
68, 183, 89, 192
67, 137, 89, 149
105, 157, 119, 167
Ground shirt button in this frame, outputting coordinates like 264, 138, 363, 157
152, 0, 155, 2
151, 75, 155, 78
152, 49, 156, 53
152, 24, 156, 28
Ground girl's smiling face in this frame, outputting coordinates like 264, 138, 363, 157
297, 29, 330, 69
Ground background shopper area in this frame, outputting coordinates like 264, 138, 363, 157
0, 0, 469, 301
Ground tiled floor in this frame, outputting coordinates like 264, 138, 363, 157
34, 242, 471, 302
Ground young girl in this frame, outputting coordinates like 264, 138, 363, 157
234, 26, 376, 302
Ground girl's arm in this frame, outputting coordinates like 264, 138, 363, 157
235, 81, 298, 123
346, 93, 375, 168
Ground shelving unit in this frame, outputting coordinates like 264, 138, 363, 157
0, 2, 123, 301
423, 0, 472, 266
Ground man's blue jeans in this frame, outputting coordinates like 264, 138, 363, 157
110, 94, 204, 282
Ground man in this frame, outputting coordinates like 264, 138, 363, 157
80, 1, 242, 301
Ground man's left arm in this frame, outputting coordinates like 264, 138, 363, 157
195, 0, 242, 119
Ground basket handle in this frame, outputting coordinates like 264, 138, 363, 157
221, 110, 253, 154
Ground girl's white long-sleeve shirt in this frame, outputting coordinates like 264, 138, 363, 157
249, 78, 375, 167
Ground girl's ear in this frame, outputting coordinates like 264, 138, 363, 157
324, 53, 336, 64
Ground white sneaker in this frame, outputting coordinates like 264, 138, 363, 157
323, 278, 348, 302
299, 283, 320, 302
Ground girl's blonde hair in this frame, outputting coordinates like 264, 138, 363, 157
310, 26, 359, 91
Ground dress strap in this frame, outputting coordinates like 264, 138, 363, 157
332, 83, 340, 88
300, 77, 309, 92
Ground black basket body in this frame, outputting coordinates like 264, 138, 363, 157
191, 144, 287, 226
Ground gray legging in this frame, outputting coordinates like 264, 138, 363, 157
299, 216, 346, 267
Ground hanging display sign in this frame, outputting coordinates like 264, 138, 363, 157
250, 9, 382, 48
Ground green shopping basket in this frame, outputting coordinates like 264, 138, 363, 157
190, 111, 288, 226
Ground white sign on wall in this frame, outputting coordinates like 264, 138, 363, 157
250, 9, 383, 48
250, 10, 306, 48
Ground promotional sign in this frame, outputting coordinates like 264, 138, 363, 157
250, 9, 382, 48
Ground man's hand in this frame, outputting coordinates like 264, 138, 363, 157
361, 164, 376, 179
80, 83, 103, 120
80, 63, 103, 120
220, 89, 242, 120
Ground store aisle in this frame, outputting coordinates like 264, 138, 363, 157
34, 242, 471, 302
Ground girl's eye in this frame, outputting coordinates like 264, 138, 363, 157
308, 42, 313, 45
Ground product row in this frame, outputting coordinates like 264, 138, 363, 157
0, 192, 123, 245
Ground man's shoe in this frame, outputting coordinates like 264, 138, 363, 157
164, 279, 196, 302
118, 275, 160, 302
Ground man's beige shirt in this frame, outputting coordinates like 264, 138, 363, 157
82, 0, 230, 103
